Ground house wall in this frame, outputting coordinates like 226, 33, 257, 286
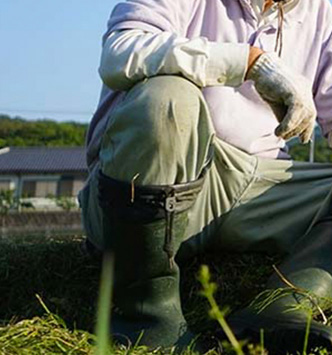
72, 178, 85, 197
0, 176, 18, 192
0, 180, 11, 191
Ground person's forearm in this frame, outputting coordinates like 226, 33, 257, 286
99, 29, 250, 91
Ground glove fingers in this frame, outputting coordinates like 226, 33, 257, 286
299, 121, 315, 144
275, 105, 315, 142
281, 120, 313, 142
281, 127, 303, 141
275, 107, 304, 139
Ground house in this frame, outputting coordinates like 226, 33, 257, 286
0, 147, 88, 209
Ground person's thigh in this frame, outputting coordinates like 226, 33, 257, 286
179, 139, 332, 259
211, 157, 332, 254
179, 137, 259, 259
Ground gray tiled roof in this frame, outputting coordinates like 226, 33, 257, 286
0, 147, 87, 174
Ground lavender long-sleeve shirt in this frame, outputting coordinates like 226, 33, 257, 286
86, 0, 332, 170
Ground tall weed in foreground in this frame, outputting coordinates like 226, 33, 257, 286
199, 261, 332, 355
303, 310, 312, 355
198, 265, 272, 355
95, 252, 114, 355
197, 265, 245, 355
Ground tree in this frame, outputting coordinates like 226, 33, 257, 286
0, 115, 88, 148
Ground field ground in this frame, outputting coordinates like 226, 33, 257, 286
0, 234, 329, 354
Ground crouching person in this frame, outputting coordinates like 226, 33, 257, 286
79, 0, 332, 353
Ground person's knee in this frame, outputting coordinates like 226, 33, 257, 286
100, 75, 208, 184
135, 75, 201, 108
121, 75, 203, 140
102, 75, 203, 157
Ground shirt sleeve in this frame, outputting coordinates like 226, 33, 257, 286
314, 31, 332, 137
99, 29, 249, 91
103, 0, 198, 38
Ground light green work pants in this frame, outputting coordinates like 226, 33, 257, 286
80, 76, 332, 260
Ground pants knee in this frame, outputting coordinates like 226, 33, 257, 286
124, 75, 203, 143
100, 75, 212, 184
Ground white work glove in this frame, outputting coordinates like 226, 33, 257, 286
247, 53, 316, 143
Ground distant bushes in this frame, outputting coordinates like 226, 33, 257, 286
0, 114, 88, 147
289, 137, 332, 163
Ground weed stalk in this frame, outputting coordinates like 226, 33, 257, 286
197, 265, 244, 355
95, 252, 114, 355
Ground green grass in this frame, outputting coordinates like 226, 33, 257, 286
0, 234, 329, 354
0, 235, 100, 331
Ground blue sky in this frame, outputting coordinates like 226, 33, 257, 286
0, 1, 120, 122
1, 1, 332, 123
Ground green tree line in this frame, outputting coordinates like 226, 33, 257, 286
0, 114, 88, 147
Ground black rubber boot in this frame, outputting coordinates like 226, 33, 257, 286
228, 218, 332, 354
98, 169, 206, 350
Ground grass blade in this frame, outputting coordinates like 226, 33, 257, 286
302, 310, 312, 355
95, 252, 114, 355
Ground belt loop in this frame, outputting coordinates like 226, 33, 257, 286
130, 173, 140, 203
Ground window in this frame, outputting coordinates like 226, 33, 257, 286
58, 178, 73, 197
35, 181, 57, 198
22, 181, 36, 198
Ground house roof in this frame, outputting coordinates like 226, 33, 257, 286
0, 147, 87, 174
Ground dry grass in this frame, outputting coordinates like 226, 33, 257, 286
0, 314, 95, 354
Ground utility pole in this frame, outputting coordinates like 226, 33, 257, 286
309, 132, 315, 163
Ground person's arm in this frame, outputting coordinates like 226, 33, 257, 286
99, 29, 315, 143
99, 29, 251, 91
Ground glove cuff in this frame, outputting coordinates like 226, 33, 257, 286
246, 52, 280, 82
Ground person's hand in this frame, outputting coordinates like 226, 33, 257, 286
247, 53, 316, 143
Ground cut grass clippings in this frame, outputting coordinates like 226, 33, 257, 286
0, 314, 95, 355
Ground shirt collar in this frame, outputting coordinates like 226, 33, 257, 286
239, 0, 301, 27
